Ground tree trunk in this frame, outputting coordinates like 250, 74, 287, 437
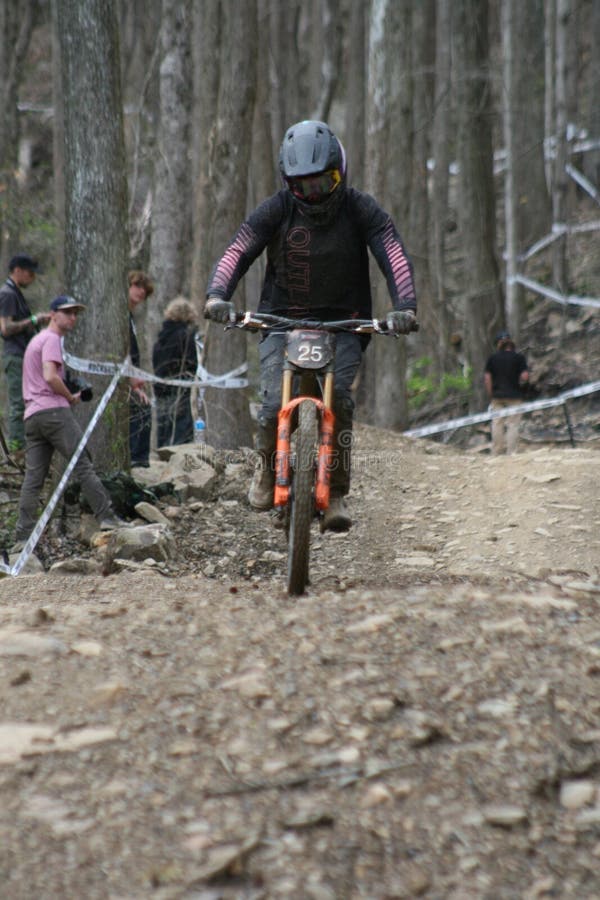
362, 0, 412, 430
344, 0, 367, 188
248, 0, 277, 306
502, 0, 551, 341
312, 0, 342, 123
427, 0, 454, 376
55, 0, 130, 471
0, 0, 36, 267
552, 0, 571, 294
268, 0, 301, 148
583, 0, 600, 185
544, 0, 556, 191
51, 0, 66, 285
194, 0, 257, 449
408, 0, 435, 375
454, 0, 503, 410
120, 0, 161, 268
145, 0, 192, 363
190, 0, 221, 301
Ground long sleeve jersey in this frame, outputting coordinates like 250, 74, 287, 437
206, 188, 416, 321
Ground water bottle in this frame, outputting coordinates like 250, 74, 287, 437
194, 418, 206, 443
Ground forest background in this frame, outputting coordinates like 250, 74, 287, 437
1, 0, 599, 469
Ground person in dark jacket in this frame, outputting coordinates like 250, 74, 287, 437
128, 270, 154, 467
484, 331, 530, 454
0, 255, 51, 452
152, 297, 198, 447
204, 119, 417, 531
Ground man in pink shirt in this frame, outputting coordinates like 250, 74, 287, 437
14, 295, 127, 545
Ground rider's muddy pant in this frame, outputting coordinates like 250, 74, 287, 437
257, 331, 362, 496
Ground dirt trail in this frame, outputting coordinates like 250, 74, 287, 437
1, 425, 599, 898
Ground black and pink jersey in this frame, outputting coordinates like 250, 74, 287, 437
206, 188, 416, 321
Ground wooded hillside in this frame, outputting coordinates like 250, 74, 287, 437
1, 0, 599, 454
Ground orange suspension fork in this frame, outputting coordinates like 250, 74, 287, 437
273, 396, 335, 511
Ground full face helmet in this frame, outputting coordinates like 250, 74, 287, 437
279, 120, 347, 211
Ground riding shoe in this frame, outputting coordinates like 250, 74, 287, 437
322, 495, 352, 532
248, 463, 275, 510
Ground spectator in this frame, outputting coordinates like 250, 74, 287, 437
205, 119, 416, 531
13, 295, 127, 546
0, 254, 51, 453
128, 270, 154, 467
152, 296, 198, 447
484, 330, 530, 455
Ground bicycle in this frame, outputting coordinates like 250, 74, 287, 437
229, 311, 418, 596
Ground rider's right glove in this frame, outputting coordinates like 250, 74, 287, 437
204, 297, 235, 323
386, 309, 416, 335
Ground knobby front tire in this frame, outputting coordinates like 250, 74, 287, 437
287, 400, 316, 596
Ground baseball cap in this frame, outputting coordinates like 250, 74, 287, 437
50, 295, 86, 313
9, 254, 41, 273
494, 330, 511, 343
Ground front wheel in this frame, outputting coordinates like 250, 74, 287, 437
287, 400, 316, 595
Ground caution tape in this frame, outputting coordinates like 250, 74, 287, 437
404, 380, 600, 439
511, 274, 600, 310
0, 362, 127, 578
63, 350, 248, 390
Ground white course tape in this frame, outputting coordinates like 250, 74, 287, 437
404, 380, 600, 439
0, 361, 127, 577
63, 350, 248, 390
518, 219, 600, 263
566, 164, 600, 204
511, 274, 600, 309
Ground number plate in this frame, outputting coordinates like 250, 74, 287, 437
286, 330, 335, 369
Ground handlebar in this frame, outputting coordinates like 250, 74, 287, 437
227, 311, 419, 335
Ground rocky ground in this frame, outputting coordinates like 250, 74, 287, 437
1, 419, 599, 899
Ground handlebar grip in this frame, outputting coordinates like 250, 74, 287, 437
378, 318, 420, 334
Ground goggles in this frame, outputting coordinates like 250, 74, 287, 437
286, 168, 342, 203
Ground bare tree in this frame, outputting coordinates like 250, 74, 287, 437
454, 0, 503, 409
0, 0, 37, 267
427, 0, 454, 375
145, 0, 192, 359
361, 0, 413, 430
344, 0, 367, 187
51, 0, 66, 284
408, 0, 435, 374
502, 0, 550, 340
583, 0, 600, 185
552, 0, 571, 293
311, 0, 343, 123
192, 0, 258, 449
190, 0, 221, 302
54, 0, 130, 469
119, 0, 162, 266
268, 0, 302, 144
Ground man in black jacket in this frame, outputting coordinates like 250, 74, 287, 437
484, 331, 530, 454
0, 255, 51, 452
204, 120, 417, 531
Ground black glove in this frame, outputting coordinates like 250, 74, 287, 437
386, 310, 416, 335
204, 298, 235, 323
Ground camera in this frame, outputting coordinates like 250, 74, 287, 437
64, 371, 93, 402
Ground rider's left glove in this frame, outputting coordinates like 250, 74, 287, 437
386, 309, 416, 335
205, 297, 235, 323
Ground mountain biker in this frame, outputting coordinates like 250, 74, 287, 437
204, 119, 417, 531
